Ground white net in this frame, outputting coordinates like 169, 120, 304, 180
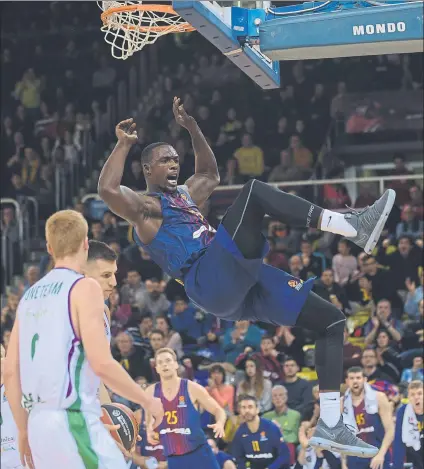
98, 1, 193, 60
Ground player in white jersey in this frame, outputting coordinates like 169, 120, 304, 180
1, 344, 24, 469
3, 210, 164, 469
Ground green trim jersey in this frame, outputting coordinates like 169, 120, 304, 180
19, 268, 101, 416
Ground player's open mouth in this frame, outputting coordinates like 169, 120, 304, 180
167, 175, 178, 186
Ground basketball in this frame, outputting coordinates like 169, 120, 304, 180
101, 403, 139, 451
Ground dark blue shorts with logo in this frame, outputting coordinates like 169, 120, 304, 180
184, 225, 314, 325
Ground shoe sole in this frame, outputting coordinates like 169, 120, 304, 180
364, 189, 396, 255
309, 437, 379, 458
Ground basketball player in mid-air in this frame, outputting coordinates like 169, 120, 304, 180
98, 97, 396, 457
3, 210, 164, 469
144, 347, 227, 469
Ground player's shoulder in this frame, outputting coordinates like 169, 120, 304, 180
234, 421, 248, 438
72, 276, 102, 295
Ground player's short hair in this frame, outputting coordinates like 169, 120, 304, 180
347, 366, 364, 376
46, 210, 88, 260
141, 142, 169, 165
87, 240, 117, 262
155, 347, 177, 361
408, 380, 423, 391
237, 394, 258, 406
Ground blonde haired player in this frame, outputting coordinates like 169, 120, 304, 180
3, 210, 164, 469
1, 344, 24, 469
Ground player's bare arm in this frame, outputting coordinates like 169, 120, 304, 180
173, 97, 220, 206
188, 380, 226, 438
72, 277, 164, 422
98, 119, 147, 223
143, 384, 161, 445
369, 391, 395, 469
3, 318, 35, 469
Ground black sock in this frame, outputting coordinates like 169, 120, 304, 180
296, 292, 345, 391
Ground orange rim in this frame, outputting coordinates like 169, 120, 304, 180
101, 3, 195, 33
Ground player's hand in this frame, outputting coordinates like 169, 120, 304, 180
145, 396, 164, 428
18, 431, 35, 469
173, 97, 196, 131
115, 118, 138, 146
370, 452, 385, 469
147, 426, 161, 446
207, 421, 225, 439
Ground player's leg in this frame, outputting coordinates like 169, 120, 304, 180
222, 179, 395, 256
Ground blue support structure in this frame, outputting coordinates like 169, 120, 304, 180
173, 1, 280, 89
259, 1, 423, 60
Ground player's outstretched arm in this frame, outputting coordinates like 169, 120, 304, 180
173, 97, 220, 206
98, 118, 144, 224
72, 278, 164, 423
188, 381, 227, 438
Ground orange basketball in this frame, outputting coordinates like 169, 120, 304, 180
101, 403, 139, 451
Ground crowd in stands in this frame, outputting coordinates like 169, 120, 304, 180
1, 2, 423, 468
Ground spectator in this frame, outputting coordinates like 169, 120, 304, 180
375, 330, 402, 383
138, 279, 170, 317
267, 221, 300, 256
400, 356, 424, 383
282, 358, 312, 414
396, 204, 423, 240
298, 239, 326, 278
235, 335, 284, 385
227, 133, 265, 183
360, 348, 395, 383
112, 331, 152, 381
286, 135, 313, 179
400, 299, 423, 365
24, 265, 40, 292
382, 236, 422, 292
343, 327, 362, 371
237, 358, 272, 414
207, 364, 235, 415
120, 269, 146, 307
108, 286, 132, 335
313, 269, 350, 314
404, 268, 423, 320
221, 107, 242, 142
409, 185, 424, 220
207, 438, 236, 469
231, 395, 291, 469
123, 246, 163, 282
223, 320, 263, 364
388, 153, 414, 205
92, 55, 117, 90
364, 299, 403, 346
127, 314, 153, 358
1, 287, 20, 331
362, 255, 404, 313
288, 255, 308, 281
125, 160, 146, 191
263, 385, 301, 445
90, 221, 105, 242
170, 297, 213, 345
14, 68, 42, 111
332, 239, 358, 286
21, 147, 42, 190
155, 315, 183, 359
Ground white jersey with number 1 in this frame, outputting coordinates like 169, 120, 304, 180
17, 267, 126, 469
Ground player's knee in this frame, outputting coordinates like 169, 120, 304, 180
242, 179, 257, 194
326, 306, 346, 335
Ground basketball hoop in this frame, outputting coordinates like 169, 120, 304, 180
98, 1, 195, 60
